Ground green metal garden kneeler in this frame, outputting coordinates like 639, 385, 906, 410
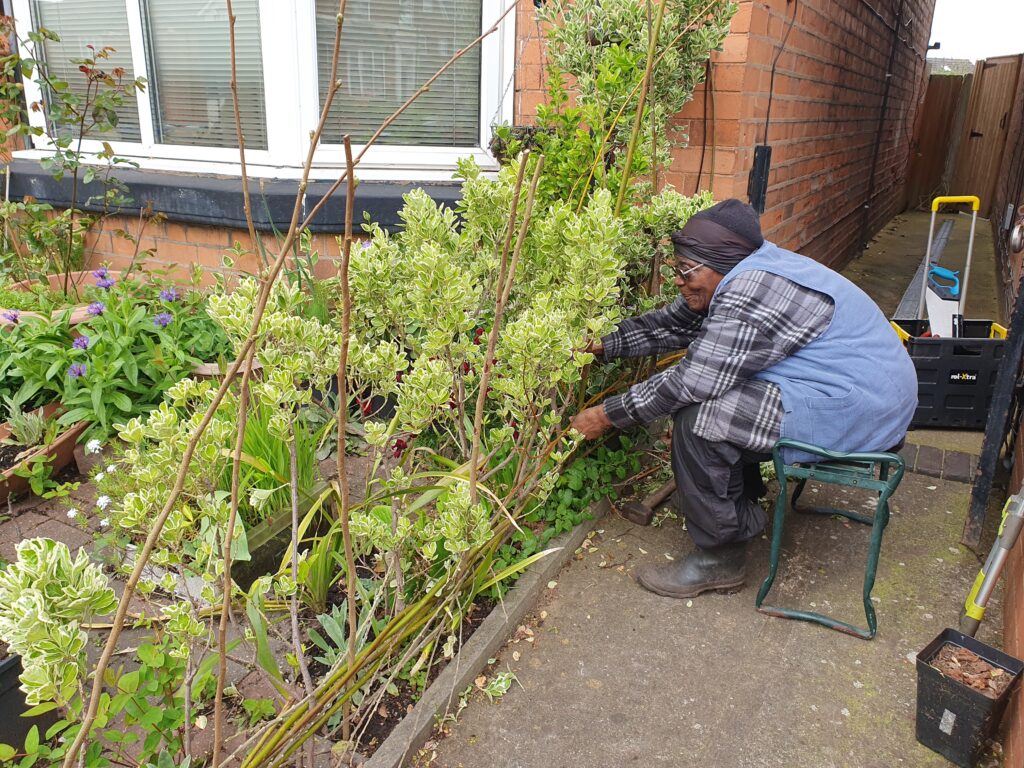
754, 437, 906, 640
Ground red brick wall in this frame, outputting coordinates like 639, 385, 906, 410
516, 0, 935, 268
994, 56, 1024, 768
84, 215, 344, 284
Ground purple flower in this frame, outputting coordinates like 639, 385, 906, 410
153, 312, 173, 328
86, 301, 105, 316
72, 335, 90, 350
96, 277, 116, 290
159, 287, 180, 302
68, 362, 87, 379
2, 310, 19, 324
92, 267, 109, 279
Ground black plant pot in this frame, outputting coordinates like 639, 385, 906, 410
0, 655, 59, 748
915, 628, 1024, 767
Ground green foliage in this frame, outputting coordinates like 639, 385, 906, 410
524, 0, 735, 208
0, 203, 86, 281
307, 582, 382, 668
0, 273, 232, 439
480, 668, 517, 703
11, 453, 81, 500
0, 279, 67, 312
0, 18, 147, 281
241, 698, 277, 727
487, 436, 643, 594
0, 538, 116, 706
1, 401, 55, 449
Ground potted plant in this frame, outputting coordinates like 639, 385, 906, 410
916, 627, 1024, 767
0, 402, 87, 504
0, 646, 59, 749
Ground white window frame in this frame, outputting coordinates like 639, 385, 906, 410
11, 0, 515, 181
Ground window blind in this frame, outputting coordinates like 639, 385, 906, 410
142, 0, 267, 149
315, 0, 482, 147
29, 0, 141, 142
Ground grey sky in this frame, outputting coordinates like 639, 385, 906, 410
927, 0, 1023, 62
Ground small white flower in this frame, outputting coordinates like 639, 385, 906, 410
99, 518, 110, 528
67, 508, 79, 519
94, 472, 105, 482
85, 439, 102, 455
105, 464, 116, 474
96, 495, 112, 510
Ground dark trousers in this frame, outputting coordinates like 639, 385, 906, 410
671, 404, 771, 550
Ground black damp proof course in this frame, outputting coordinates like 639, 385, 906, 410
6, 158, 463, 234
915, 628, 1024, 768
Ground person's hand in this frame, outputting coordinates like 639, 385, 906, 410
569, 405, 613, 440
584, 338, 605, 357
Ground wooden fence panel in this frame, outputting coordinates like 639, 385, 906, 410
952, 54, 1023, 216
905, 73, 971, 210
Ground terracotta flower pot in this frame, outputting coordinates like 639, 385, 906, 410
0, 403, 89, 504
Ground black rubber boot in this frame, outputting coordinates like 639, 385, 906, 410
635, 541, 747, 598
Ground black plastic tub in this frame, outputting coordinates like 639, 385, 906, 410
0, 654, 59, 748
915, 628, 1024, 767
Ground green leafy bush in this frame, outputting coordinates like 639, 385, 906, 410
0, 538, 116, 706
1, 272, 232, 438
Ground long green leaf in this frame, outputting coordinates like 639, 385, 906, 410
473, 547, 561, 594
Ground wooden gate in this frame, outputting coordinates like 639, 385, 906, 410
905, 73, 971, 210
952, 54, 1023, 216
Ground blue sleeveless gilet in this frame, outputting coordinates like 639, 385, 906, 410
716, 242, 918, 463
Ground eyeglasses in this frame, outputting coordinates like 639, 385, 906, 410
660, 261, 705, 283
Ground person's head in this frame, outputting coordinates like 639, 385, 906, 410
668, 199, 764, 312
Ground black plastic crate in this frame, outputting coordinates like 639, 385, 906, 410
892, 319, 1005, 429
915, 628, 1023, 767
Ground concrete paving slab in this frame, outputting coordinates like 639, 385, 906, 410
423, 472, 1004, 768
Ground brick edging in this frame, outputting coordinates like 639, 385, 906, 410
899, 442, 978, 484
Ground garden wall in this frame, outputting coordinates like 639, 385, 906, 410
81, 214, 344, 284
13, 0, 935, 277
994, 55, 1024, 768
518, 0, 935, 269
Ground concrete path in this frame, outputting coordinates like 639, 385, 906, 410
422, 472, 1001, 768
420, 212, 1010, 767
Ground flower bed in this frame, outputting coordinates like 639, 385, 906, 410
0, 1, 734, 764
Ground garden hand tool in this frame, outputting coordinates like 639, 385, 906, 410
960, 493, 1024, 636
923, 265, 960, 338
617, 478, 676, 526
916, 195, 980, 338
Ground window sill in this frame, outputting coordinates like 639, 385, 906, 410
5, 157, 463, 232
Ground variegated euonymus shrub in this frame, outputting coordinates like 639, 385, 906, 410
337, 156, 624, 578
99, 278, 338, 581
0, 538, 116, 706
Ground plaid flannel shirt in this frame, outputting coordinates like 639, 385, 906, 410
601, 270, 835, 453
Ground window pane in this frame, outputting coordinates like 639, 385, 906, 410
29, 0, 141, 142
316, 0, 482, 146
143, 0, 267, 149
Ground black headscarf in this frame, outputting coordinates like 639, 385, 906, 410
671, 199, 765, 274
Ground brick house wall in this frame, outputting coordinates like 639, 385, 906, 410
31, 0, 935, 278
994, 56, 1024, 768
518, 0, 935, 269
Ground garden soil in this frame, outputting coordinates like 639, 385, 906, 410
419, 212, 1011, 768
